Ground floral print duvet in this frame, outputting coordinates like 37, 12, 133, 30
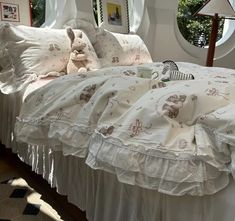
15, 62, 235, 196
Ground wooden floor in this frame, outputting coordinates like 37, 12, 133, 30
0, 144, 87, 221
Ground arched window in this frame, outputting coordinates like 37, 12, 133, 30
177, 0, 225, 47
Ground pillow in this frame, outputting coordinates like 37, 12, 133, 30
93, 29, 153, 67
0, 23, 100, 94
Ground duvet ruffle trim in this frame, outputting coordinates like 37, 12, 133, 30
15, 118, 93, 157
86, 132, 230, 196
15, 117, 232, 196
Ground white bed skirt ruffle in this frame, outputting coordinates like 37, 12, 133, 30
86, 132, 229, 196
14, 143, 235, 221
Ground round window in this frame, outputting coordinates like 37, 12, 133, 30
177, 0, 225, 47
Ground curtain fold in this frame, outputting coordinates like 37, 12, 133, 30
42, 0, 77, 28
128, 0, 145, 33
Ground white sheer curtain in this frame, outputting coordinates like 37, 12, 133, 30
128, 0, 145, 33
42, 0, 76, 28
42, 0, 94, 28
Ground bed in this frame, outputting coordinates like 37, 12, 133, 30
1, 21, 235, 221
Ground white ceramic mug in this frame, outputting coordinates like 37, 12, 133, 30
137, 67, 153, 78
137, 67, 160, 79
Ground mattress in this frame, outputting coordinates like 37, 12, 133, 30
1, 69, 235, 221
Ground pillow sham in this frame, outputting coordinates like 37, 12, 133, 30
0, 23, 100, 93
93, 29, 153, 67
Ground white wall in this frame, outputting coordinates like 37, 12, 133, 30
137, 0, 235, 69
0, 0, 31, 26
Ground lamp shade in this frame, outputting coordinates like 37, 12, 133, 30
194, 0, 235, 67
196, 0, 235, 17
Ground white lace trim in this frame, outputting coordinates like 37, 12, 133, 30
86, 132, 230, 196
15, 117, 232, 195
15, 118, 93, 157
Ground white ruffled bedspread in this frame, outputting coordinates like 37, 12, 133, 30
15, 62, 235, 196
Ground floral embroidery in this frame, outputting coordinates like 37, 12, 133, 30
99, 126, 115, 136
122, 70, 136, 76
206, 88, 229, 100
80, 84, 96, 103
54, 44, 61, 51
112, 57, 119, 63
152, 82, 166, 89
130, 119, 142, 137
129, 119, 152, 137
49, 43, 61, 51
162, 94, 186, 119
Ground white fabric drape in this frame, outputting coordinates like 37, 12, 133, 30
42, 0, 95, 28
128, 0, 145, 33
42, 0, 77, 28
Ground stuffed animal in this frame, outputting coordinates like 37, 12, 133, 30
161, 60, 194, 81
66, 27, 89, 74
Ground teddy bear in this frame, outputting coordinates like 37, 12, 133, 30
66, 27, 89, 74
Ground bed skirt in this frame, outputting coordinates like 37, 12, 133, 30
13, 143, 235, 221
1, 89, 235, 221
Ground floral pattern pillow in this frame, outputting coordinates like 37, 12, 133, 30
93, 29, 153, 67
0, 23, 100, 93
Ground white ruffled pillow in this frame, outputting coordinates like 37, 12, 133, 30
0, 23, 100, 94
93, 29, 153, 67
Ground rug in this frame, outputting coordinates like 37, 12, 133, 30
0, 161, 64, 221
